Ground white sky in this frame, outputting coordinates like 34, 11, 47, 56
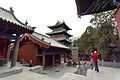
0, 0, 93, 37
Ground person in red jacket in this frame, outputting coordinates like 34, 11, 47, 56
91, 51, 99, 72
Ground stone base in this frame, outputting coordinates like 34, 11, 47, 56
29, 66, 43, 74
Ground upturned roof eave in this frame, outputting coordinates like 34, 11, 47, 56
46, 31, 72, 37
0, 7, 34, 32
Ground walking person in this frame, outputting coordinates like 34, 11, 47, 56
91, 51, 99, 72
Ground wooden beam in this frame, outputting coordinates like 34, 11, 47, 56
0, 33, 16, 39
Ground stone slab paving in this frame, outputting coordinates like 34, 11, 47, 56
45, 66, 77, 79
93, 66, 120, 80
1, 63, 120, 80
58, 73, 85, 80
0, 71, 56, 80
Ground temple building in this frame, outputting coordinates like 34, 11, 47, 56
0, 7, 34, 67
18, 32, 71, 68
46, 21, 72, 47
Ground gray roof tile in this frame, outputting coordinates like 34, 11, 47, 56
0, 7, 33, 30
32, 32, 70, 49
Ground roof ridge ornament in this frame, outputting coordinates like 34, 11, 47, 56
41, 37, 44, 41
25, 20, 28, 25
10, 7, 14, 13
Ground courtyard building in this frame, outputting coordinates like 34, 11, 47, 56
0, 7, 34, 67
18, 32, 71, 68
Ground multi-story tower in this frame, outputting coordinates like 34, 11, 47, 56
46, 21, 72, 47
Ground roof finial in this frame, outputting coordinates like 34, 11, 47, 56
25, 20, 28, 25
10, 7, 14, 13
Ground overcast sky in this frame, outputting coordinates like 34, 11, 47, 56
0, 0, 93, 37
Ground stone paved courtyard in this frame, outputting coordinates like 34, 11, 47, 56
0, 63, 120, 80
92, 66, 120, 80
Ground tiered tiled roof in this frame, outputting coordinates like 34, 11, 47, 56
46, 21, 72, 46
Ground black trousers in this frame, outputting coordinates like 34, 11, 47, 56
94, 61, 99, 72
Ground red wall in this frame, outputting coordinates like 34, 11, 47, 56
36, 56, 42, 65
0, 38, 8, 58
18, 42, 37, 66
115, 7, 120, 40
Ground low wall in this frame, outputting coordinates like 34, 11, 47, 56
86, 61, 120, 68
98, 61, 120, 68
29, 65, 43, 74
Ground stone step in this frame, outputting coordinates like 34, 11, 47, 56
0, 70, 56, 80
0, 67, 23, 78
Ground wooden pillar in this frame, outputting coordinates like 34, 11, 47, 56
11, 36, 20, 67
53, 54, 55, 67
64, 52, 66, 63
5, 42, 11, 64
42, 54, 45, 69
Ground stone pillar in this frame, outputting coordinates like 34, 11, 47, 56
42, 54, 45, 69
11, 36, 20, 67
72, 47, 79, 62
5, 42, 11, 64
53, 54, 55, 67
